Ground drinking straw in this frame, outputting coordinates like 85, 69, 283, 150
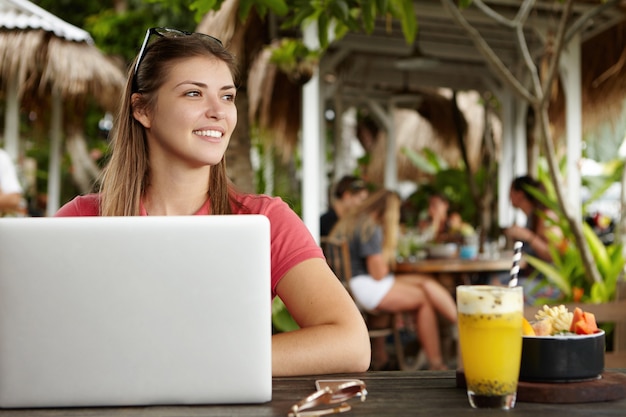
508, 241, 523, 287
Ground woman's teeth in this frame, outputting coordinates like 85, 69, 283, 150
193, 130, 222, 138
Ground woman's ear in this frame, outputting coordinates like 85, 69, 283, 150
131, 93, 151, 128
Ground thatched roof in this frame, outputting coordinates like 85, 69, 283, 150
197, 0, 305, 160
550, 20, 626, 141
0, 30, 125, 112
363, 90, 503, 184
247, 40, 302, 159
0, 0, 125, 113
197, 0, 626, 168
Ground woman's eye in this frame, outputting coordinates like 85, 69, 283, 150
186, 90, 201, 97
222, 93, 236, 102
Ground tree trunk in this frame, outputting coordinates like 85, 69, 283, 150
442, 0, 603, 285
65, 124, 101, 194
227, 92, 255, 192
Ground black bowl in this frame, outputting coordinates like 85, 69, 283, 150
520, 330, 605, 382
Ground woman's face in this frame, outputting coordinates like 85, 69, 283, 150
428, 196, 448, 219
509, 187, 524, 209
133, 56, 237, 170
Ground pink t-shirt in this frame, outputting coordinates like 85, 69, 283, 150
55, 193, 323, 298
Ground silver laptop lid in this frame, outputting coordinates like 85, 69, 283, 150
0, 215, 272, 408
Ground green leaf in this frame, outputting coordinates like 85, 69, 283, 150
582, 221, 611, 278
260, 0, 289, 16
272, 297, 299, 332
318, 13, 330, 48
329, 0, 350, 21
525, 255, 572, 297
590, 282, 608, 303
361, 0, 376, 33
238, 0, 256, 20
189, 0, 223, 22
401, 147, 437, 174
281, 2, 316, 27
393, 0, 417, 43
376, 0, 389, 13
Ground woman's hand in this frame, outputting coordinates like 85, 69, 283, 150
503, 225, 533, 242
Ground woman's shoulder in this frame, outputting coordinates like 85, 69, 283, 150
55, 194, 101, 216
232, 192, 293, 215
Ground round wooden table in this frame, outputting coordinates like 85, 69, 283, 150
394, 255, 513, 275
394, 252, 516, 291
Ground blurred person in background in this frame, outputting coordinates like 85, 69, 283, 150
501, 175, 563, 303
320, 175, 369, 237
331, 189, 457, 370
0, 149, 24, 217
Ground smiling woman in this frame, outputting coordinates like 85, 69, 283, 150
54, 27, 370, 376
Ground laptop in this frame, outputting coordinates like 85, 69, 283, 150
0, 215, 272, 408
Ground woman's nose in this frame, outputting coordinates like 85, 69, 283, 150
205, 100, 226, 120
211, 110, 226, 120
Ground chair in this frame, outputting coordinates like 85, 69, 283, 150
320, 236, 425, 370
524, 280, 626, 368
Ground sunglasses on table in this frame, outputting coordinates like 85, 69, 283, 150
288, 379, 368, 417
133, 27, 223, 82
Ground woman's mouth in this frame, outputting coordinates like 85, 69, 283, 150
193, 129, 223, 138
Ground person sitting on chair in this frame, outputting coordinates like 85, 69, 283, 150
331, 188, 457, 371
320, 175, 369, 237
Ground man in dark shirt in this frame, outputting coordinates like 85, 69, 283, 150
320, 175, 368, 237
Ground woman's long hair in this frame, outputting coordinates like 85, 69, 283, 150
511, 175, 546, 230
331, 189, 401, 266
99, 32, 240, 216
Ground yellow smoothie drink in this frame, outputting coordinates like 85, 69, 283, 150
456, 285, 523, 409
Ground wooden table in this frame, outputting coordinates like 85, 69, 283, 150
2, 370, 624, 416
395, 255, 513, 275
395, 254, 515, 289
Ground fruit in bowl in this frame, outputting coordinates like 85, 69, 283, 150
520, 305, 605, 382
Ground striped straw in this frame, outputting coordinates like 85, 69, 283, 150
508, 241, 523, 287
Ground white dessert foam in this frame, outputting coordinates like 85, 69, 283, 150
457, 285, 523, 315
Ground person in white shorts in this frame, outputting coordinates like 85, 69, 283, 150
331, 189, 457, 370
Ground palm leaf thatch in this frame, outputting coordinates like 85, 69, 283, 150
550, 21, 626, 141
42, 36, 124, 111
196, 0, 267, 76
198, 0, 301, 162
0, 29, 41, 98
364, 90, 501, 185
247, 40, 302, 160
0, 29, 124, 112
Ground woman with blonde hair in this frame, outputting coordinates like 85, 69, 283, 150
331, 189, 457, 370
55, 27, 370, 376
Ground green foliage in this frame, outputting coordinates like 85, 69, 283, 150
521, 175, 625, 305
86, 2, 198, 62
402, 147, 447, 175
280, 0, 417, 48
182, 0, 288, 23
268, 38, 320, 81
31, 0, 110, 27
401, 146, 483, 227
272, 297, 299, 333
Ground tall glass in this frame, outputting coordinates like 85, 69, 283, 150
456, 285, 524, 409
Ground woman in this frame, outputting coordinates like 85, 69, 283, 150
503, 175, 563, 302
504, 175, 562, 262
331, 189, 457, 370
55, 28, 370, 376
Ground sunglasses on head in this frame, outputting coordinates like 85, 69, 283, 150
133, 27, 223, 84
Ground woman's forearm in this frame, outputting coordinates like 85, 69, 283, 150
271, 320, 370, 376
